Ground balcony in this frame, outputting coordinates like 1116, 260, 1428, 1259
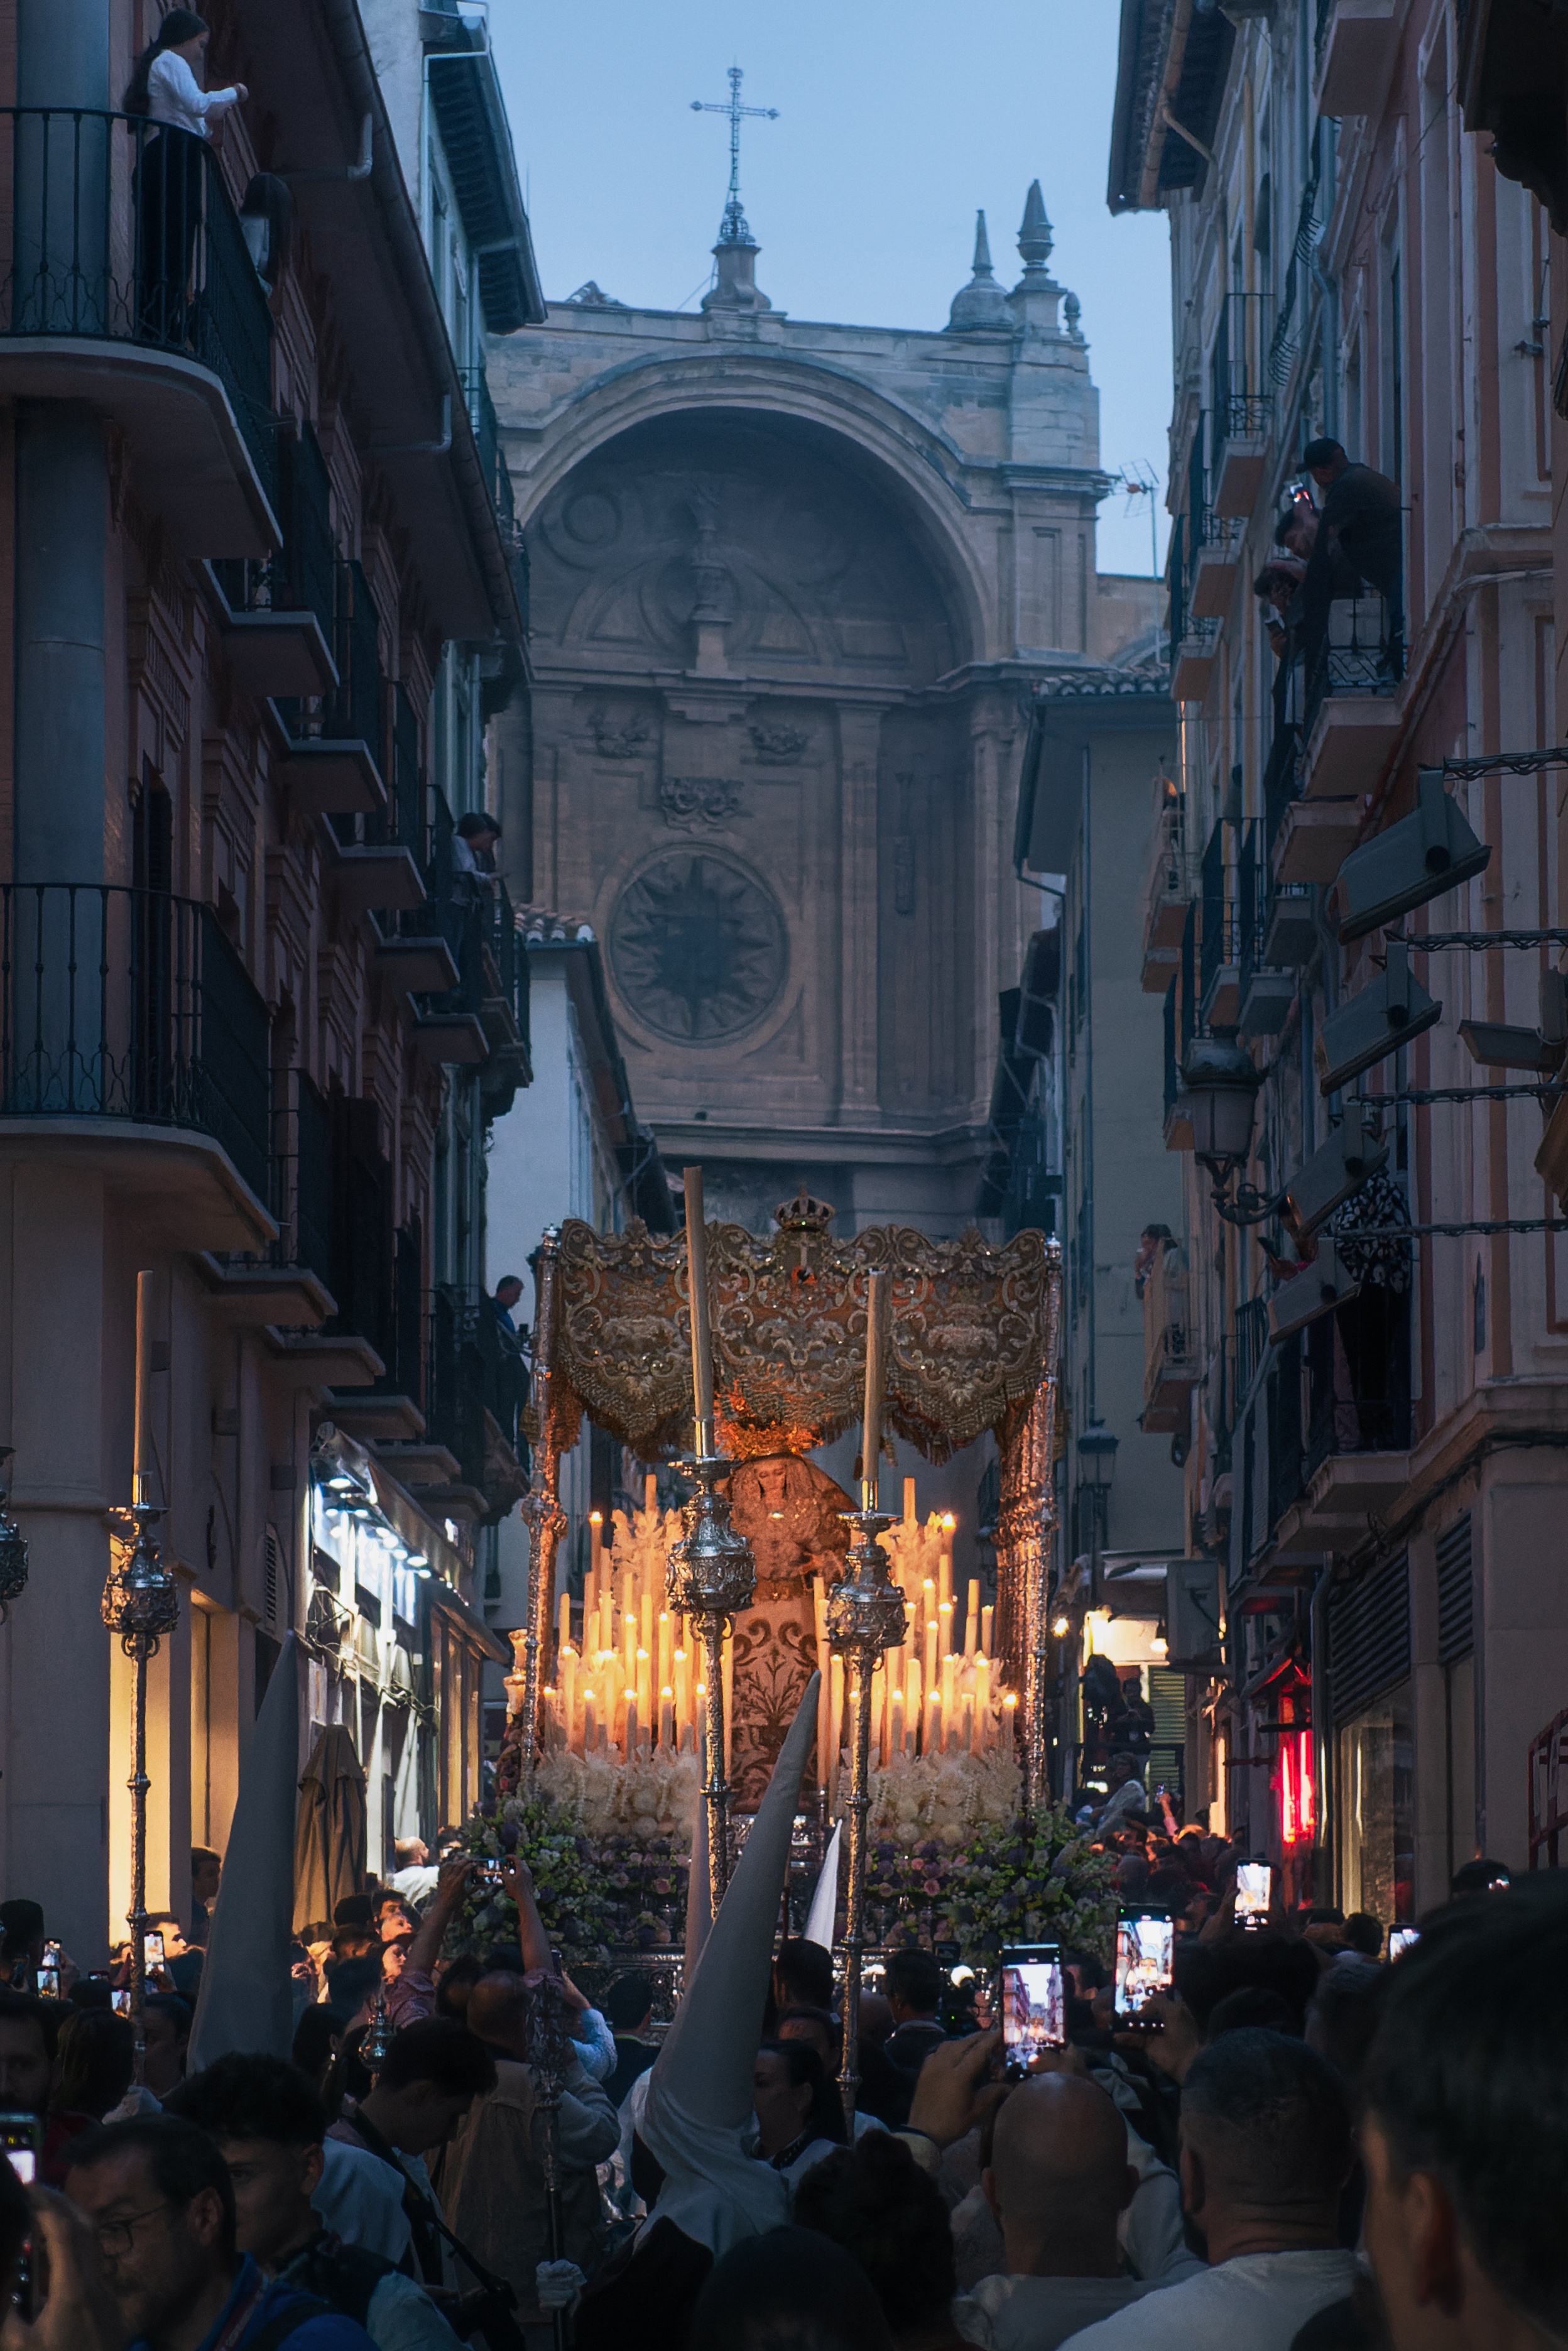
1190, 514, 1245, 619
461, 366, 516, 535
1171, 617, 1220, 704
1317, 0, 1398, 115
1274, 798, 1363, 887
338, 1281, 530, 1527
1301, 596, 1402, 802
1209, 292, 1273, 516
0, 108, 277, 554
1199, 821, 1240, 1030
1236, 825, 1298, 1039
1139, 782, 1192, 993
1142, 1241, 1199, 1433
278, 560, 389, 818
0, 883, 273, 1247
1261, 1280, 1412, 1561
212, 425, 339, 701
389, 799, 533, 1101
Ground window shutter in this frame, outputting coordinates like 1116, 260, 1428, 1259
1436, 1515, 1474, 1667
1328, 1549, 1411, 1724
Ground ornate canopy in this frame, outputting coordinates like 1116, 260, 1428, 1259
538, 1203, 1059, 1465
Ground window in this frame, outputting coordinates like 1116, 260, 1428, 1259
1339, 1688, 1415, 1923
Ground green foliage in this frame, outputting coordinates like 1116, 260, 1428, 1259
868, 1801, 1116, 1968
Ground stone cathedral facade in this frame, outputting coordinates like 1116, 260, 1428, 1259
486, 187, 1158, 1234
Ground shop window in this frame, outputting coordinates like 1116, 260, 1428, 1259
1338, 1686, 1414, 1924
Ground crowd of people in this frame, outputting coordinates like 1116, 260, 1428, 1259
0, 1692, 1562, 2351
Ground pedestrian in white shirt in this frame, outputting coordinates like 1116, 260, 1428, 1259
123, 12, 246, 341
1057, 2029, 1360, 2350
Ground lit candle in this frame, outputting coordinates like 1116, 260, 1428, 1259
641, 1590, 655, 1664
974, 1652, 991, 1743
645, 1471, 658, 1514
637, 1645, 652, 1729
1002, 1690, 1018, 1749
942, 1649, 957, 1728
860, 1268, 889, 1502
926, 1686, 942, 1757
589, 1508, 604, 1579
924, 1613, 938, 1698
903, 1475, 917, 1526
623, 1690, 638, 1760
561, 1645, 578, 1749
558, 1588, 571, 1662
890, 1683, 905, 1759
623, 1612, 637, 1692
584, 1685, 597, 1753
684, 1164, 715, 1442
922, 1578, 936, 1640
660, 1686, 675, 1751
981, 1603, 994, 1659
905, 1656, 922, 1754
939, 1597, 954, 1659
675, 1645, 690, 1736
964, 1583, 978, 1658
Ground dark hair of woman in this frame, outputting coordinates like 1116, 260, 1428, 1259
53, 2009, 135, 2120
757, 2038, 846, 2149
124, 10, 210, 115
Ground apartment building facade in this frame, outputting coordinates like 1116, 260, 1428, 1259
1112, 0, 1568, 1917
0, 0, 540, 1960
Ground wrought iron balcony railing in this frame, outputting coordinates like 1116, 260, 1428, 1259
0, 882, 271, 1202
0, 107, 276, 506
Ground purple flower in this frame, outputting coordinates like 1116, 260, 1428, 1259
922, 1876, 942, 1897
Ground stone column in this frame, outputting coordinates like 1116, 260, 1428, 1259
836, 707, 884, 1130
1, 1162, 112, 1961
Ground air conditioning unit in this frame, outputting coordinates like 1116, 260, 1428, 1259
1166, 1557, 1224, 1673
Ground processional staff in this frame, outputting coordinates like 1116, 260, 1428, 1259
666, 1167, 755, 1917
520, 1230, 568, 1790
829, 1268, 908, 2130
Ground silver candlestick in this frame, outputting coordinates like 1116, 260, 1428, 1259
827, 1503, 906, 2131
667, 1428, 754, 1915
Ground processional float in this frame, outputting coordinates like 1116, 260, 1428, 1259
501, 1187, 1062, 2113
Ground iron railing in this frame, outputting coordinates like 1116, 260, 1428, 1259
1199, 819, 1236, 1008
1210, 291, 1273, 454
367, 683, 425, 860
213, 422, 335, 637
460, 366, 514, 533
1304, 593, 1402, 739
0, 883, 270, 1201
278, 559, 384, 769
0, 107, 276, 506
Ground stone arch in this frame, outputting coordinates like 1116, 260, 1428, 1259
507, 349, 993, 669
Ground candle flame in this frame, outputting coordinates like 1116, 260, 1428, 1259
589, 1510, 602, 1525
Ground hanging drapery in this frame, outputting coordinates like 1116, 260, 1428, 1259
291, 1721, 367, 1938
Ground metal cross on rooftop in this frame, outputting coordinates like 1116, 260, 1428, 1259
691, 66, 778, 248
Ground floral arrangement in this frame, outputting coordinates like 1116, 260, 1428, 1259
536, 1746, 700, 1848
452, 1792, 616, 1967
866, 1790, 1116, 1970
453, 1759, 699, 1963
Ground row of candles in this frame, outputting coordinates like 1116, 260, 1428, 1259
521, 1474, 1015, 1783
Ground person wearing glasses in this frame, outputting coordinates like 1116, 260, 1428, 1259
63, 2114, 374, 2348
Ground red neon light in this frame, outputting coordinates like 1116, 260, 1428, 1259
1279, 1730, 1316, 1845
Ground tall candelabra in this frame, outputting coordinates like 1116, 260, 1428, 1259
101, 1271, 179, 2088
666, 1166, 754, 1916
519, 1229, 567, 1792
827, 1268, 903, 2129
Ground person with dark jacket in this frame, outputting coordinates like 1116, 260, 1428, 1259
1302, 438, 1403, 608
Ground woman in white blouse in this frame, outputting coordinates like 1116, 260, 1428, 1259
124, 10, 246, 341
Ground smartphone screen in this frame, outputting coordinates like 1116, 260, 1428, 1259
0, 2115, 39, 2186
35, 1966, 58, 2000
1235, 1862, 1272, 1925
1388, 1926, 1420, 1960
143, 1931, 165, 1965
1115, 1912, 1175, 2014
112, 1988, 130, 2016
1000, 1944, 1065, 2063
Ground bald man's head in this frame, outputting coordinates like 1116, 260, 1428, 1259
984, 2074, 1137, 2280
465, 1971, 530, 2058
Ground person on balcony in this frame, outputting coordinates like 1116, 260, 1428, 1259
124, 11, 246, 345
450, 812, 501, 884
1301, 438, 1403, 611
